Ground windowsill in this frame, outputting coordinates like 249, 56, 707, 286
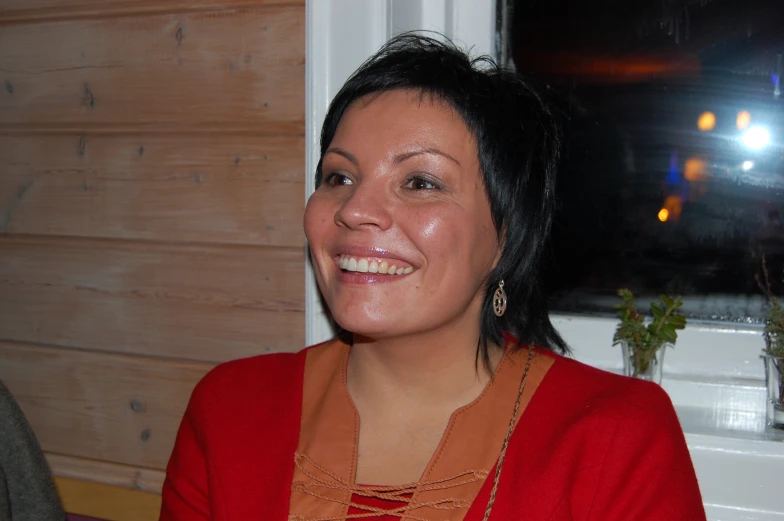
555, 314, 784, 519
552, 314, 765, 380
678, 401, 784, 442
682, 405, 784, 521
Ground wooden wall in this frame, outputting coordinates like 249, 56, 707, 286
0, 1, 305, 519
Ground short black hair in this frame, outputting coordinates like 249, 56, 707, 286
317, 33, 569, 364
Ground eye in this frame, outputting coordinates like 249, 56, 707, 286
323, 172, 354, 187
405, 175, 440, 191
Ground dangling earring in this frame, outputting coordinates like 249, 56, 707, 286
493, 280, 507, 317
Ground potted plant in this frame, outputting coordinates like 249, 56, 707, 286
613, 288, 687, 384
756, 256, 784, 429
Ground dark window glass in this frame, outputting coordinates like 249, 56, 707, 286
506, 0, 784, 322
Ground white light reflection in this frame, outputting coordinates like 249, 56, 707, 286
742, 160, 754, 171
742, 126, 770, 149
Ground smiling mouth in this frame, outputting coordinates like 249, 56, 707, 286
338, 254, 415, 276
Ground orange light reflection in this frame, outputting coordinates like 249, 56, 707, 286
737, 110, 751, 129
697, 112, 716, 132
662, 195, 683, 221
684, 157, 707, 182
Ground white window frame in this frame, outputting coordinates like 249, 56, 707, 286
304, 0, 766, 395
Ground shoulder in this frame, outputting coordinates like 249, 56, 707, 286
546, 353, 674, 411
194, 351, 302, 397
535, 359, 705, 519
533, 353, 682, 444
186, 341, 338, 420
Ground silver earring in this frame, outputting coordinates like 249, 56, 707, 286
493, 280, 507, 317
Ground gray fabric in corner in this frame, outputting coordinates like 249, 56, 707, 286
0, 379, 67, 521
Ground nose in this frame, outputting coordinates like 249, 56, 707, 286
334, 180, 393, 231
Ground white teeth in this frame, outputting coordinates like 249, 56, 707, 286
338, 255, 414, 275
357, 258, 369, 273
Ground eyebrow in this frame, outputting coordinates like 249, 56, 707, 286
324, 147, 462, 167
393, 148, 462, 167
324, 147, 359, 166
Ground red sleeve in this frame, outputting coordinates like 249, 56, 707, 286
159, 405, 211, 521
587, 380, 707, 521
157, 350, 305, 520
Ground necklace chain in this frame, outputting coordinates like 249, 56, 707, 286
481, 345, 535, 521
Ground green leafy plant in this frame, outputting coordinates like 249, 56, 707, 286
613, 288, 687, 378
756, 255, 784, 358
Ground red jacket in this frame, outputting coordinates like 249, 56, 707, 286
160, 343, 706, 520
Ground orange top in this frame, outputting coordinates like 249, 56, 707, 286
288, 338, 553, 521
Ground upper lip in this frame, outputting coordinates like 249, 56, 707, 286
332, 245, 417, 267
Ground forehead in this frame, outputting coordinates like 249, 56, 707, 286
330, 89, 477, 160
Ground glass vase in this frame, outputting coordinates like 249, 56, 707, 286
620, 340, 669, 385
762, 354, 784, 429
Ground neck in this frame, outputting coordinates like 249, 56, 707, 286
346, 316, 504, 411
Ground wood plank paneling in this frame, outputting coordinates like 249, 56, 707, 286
0, 134, 305, 246
0, 342, 210, 469
48, 453, 165, 493
0, 0, 306, 508
0, 1, 303, 24
0, 6, 304, 131
56, 477, 161, 521
0, 236, 305, 361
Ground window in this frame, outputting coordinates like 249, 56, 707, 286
503, 0, 784, 323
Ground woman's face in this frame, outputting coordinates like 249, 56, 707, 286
304, 89, 500, 339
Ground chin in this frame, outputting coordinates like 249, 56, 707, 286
323, 290, 394, 334
332, 314, 391, 338
330, 307, 412, 339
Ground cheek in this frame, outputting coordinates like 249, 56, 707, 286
419, 215, 442, 241
413, 207, 498, 273
303, 195, 331, 245
412, 210, 475, 263
411, 210, 452, 250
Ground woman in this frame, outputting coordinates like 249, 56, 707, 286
160, 35, 706, 521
